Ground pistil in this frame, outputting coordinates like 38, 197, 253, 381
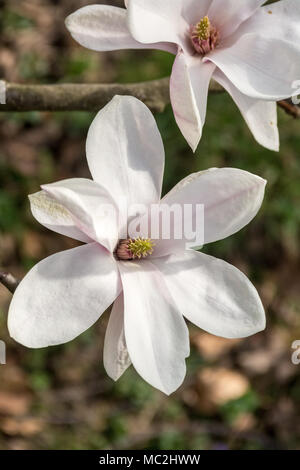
116, 237, 155, 261
190, 16, 219, 55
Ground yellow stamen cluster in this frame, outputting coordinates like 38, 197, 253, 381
128, 237, 155, 259
194, 16, 211, 40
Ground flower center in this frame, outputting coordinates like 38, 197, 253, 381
190, 16, 219, 55
116, 237, 155, 261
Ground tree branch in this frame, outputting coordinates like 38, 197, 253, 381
277, 99, 300, 119
0, 272, 19, 294
0, 78, 223, 113
0, 79, 298, 118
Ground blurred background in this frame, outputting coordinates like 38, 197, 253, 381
0, 0, 300, 450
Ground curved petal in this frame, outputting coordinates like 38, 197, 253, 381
151, 168, 266, 257
207, 0, 266, 39
29, 190, 92, 244
41, 178, 119, 253
103, 294, 131, 381
170, 51, 215, 152
152, 250, 265, 339
214, 69, 279, 151
86, 96, 165, 218
8, 243, 121, 348
182, 0, 212, 24
208, 34, 300, 100
65, 4, 176, 54
236, 0, 300, 44
119, 260, 190, 395
127, 0, 187, 48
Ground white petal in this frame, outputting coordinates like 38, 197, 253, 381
236, 0, 300, 44
119, 260, 190, 395
214, 69, 279, 151
8, 243, 121, 348
103, 294, 131, 381
65, 4, 176, 54
29, 190, 92, 243
151, 168, 266, 257
207, 0, 266, 38
153, 250, 266, 339
86, 96, 164, 215
182, 0, 212, 24
170, 51, 215, 152
41, 178, 119, 252
208, 34, 300, 100
127, 0, 186, 47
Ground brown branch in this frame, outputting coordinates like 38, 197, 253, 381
0, 78, 223, 113
278, 99, 300, 118
0, 79, 298, 118
0, 271, 19, 294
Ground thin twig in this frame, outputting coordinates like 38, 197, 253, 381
0, 271, 19, 293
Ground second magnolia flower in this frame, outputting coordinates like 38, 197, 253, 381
65, 0, 300, 152
8, 96, 266, 394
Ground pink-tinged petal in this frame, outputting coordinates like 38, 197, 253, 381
150, 168, 266, 257
182, 0, 212, 24
170, 51, 215, 152
208, 34, 300, 100
214, 69, 279, 151
86, 96, 164, 215
236, 0, 300, 44
29, 190, 92, 244
103, 294, 131, 381
207, 0, 266, 38
65, 4, 176, 54
127, 0, 187, 48
8, 243, 121, 348
152, 250, 265, 339
41, 178, 119, 253
119, 260, 190, 395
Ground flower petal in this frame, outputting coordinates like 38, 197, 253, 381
65, 4, 176, 54
214, 69, 279, 151
236, 0, 300, 45
119, 260, 190, 395
41, 178, 119, 253
86, 96, 165, 216
170, 51, 215, 152
152, 250, 266, 339
208, 34, 300, 100
127, 0, 186, 47
103, 293, 131, 381
151, 168, 266, 257
207, 0, 266, 38
182, 0, 212, 24
8, 243, 121, 348
29, 190, 92, 243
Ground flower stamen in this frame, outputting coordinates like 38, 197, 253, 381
116, 237, 155, 261
190, 16, 219, 55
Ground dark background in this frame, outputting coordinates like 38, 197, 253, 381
0, 0, 299, 450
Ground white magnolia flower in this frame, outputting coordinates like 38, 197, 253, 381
8, 96, 266, 395
65, 0, 300, 152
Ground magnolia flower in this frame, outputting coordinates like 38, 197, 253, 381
8, 96, 266, 395
65, 0, 300, 152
